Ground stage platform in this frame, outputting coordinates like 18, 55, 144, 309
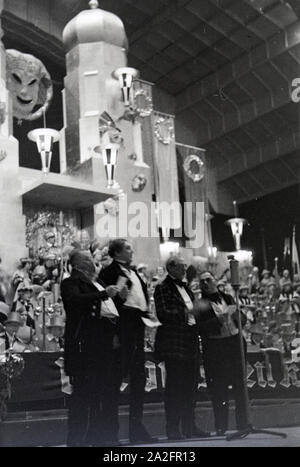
1, 399, 300, 447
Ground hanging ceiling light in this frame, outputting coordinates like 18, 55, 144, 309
28, 128, 60, 173
112, 67, 139, 106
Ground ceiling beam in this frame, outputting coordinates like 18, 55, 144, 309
1, 11, 65, 67
176, 19, 300, 113
215, 128, 300, 182
222, 178, 298, 205
129, 0, 192, 45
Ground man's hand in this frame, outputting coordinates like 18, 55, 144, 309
106, 285, 119, 298
118, 285, 129, 300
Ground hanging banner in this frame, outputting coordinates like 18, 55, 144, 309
176, 143, 208, 254
152, 112, 181, 235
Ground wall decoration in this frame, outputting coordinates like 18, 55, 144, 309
128, 153, 137, 161
154, 116, 175, 145
94, 111, 124, 154
6, 49, 53, 121
133, 88, 153, 118
25, 209, 79, 260
131, 173, 147, 192
103, 197, 119, 216
183, 154, 205, 182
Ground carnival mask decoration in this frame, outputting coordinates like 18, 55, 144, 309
6, 49, 53, 121
131, 173, 147, 192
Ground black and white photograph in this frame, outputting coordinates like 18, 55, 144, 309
0, 0, 300, 451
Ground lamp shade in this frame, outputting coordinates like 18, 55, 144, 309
226, 217, 247, 251
28, 128, 60, 173
112, 67, 139, 106
102, 143, 120, 188
208, 246, 218, 258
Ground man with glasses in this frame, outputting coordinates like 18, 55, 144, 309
198, 271, 248, 436
154, 256, 210, 440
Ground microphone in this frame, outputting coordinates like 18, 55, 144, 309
228, 255, 240, 288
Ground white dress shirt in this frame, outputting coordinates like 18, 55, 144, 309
92, 282, 119, 318
119, 266, 148, 312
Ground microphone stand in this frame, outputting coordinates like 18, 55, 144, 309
226, 255, 286, 441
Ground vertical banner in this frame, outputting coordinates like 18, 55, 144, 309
176, 143, 208, 255
152, 112, 181, 237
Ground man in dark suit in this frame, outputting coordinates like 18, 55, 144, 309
154, 256, 210, 440
61, 249, 120, 447
99, 238, 156, 444
198, 271, 248, 436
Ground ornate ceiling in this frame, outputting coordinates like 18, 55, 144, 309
2, 0, 300, 206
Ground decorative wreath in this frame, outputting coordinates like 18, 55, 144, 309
133, 89, 153, 118
183, 155, 204, 182
154, 117, 175, 145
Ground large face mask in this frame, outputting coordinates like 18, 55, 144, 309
6, 49, 53, 121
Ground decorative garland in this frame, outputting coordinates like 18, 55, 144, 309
154, 117, 175, 145
183, 155, 204, 182
133, 88, 153, 118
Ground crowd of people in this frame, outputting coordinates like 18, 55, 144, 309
0, 237, 300, 445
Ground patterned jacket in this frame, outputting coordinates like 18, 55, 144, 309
154, 275, 199, 361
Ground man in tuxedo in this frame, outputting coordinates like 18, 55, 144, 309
154, 256, 210, 440
198, 271, 248, 436
99, 239, 156, 444
61, 250, 120, 447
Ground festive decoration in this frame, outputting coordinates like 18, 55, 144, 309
6, 49, 53, 121
133, 86, 153, 118
103, 197, 119, 216
112, 67, 139, 106
0, 351, 25, 379
118, 80, 153, 124
25, 209, 79, 261
131, 173, 147, 192
154, 116, 175, 145
27, 128, 60, 173
94, 112, 124, 154
183, 155, 205, 182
